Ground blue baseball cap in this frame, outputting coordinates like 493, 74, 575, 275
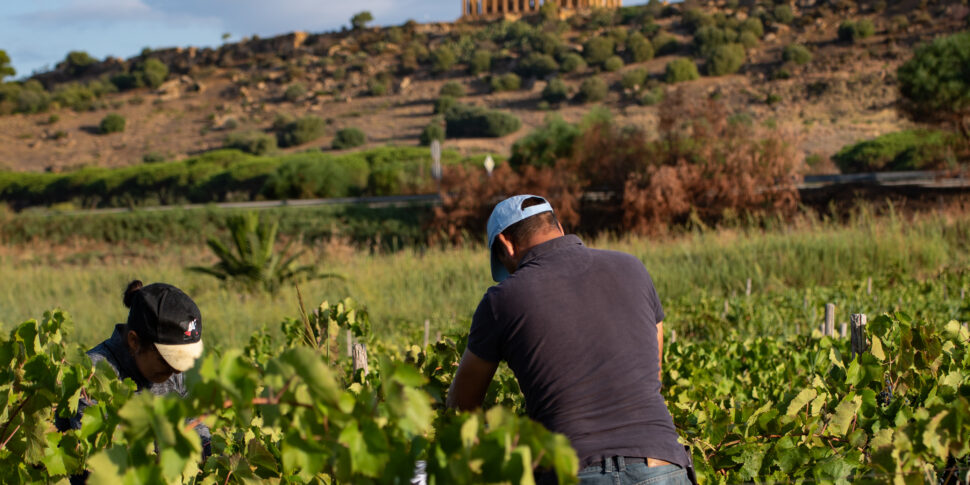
486, 195, 554, 282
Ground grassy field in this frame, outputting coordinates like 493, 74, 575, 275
2, 207, 969, 349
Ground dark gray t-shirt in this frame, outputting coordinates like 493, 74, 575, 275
468, 235, 687, 469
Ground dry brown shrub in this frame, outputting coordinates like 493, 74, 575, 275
429, 162, 582, 244
619, 92, 801, 234
430, 91, 801, 240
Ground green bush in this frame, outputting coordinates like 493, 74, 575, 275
225, 131, 277, 155
706, 43, 746, 76
607, 27, 629, 48
276, 115, 327, 148
838, 20, 875, 43
627, 33, 654, 62
897, 31, 970, 133
773, 5, 794, 25
0, 50, 14, 82
739, 31, 760, 50
99, 113, 126, 134
490, 73, 522, 92
559, 53, 587, 73
263, 153, 370, 198
577, 77, 608, 103
351, 11, 374, 30
367, 78, 389, 96
434, 96, 457, 115
740, 18, 764, 38
64, 51, 97, 76
332, 127, 367, 150
111, 58, 170, 90
9, 81, 51, 114
509, 115, 580, 169
51, 82, 101, 111
140, 59, 169, 88
419, 121, 445, 146
694, 26, 738, 57
542, 78, 569, 104
440, 82, 465, 98
682, 8, 715, 33
782, 44, 813, 65
445, 104, 521, 138
665, 58, 700, 83
653, 32, 680, 56
284, 83, 307, 102
469, 50, 492, 75
517, 53, 559, 78
603, 56, 624, 72
639, 86, 665, 106
856, 19, 876, 38
532, 32, 564, 56
583, 37, 616, 66
832, 130, 960, 172
0, 146, 459, 210
621, 68, 648, 90
431, 45, 457, 73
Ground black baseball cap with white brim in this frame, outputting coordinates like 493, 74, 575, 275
127, 283, 204, 372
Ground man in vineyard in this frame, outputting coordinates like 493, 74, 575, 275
447, 195, 693, 485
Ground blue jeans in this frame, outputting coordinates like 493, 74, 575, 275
577, 457, 691, 485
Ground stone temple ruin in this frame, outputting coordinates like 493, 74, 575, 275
461, 0, 623, 18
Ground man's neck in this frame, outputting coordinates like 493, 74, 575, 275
512, 230, 564, 261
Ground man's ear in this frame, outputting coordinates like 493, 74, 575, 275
557, 221, 564, 235
495, 233, 515, 259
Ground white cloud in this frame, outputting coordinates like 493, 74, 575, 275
143, 0, 401, 37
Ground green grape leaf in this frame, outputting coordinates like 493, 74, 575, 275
825, 393, 862, 437
786, 388, 817, 416
870, 335, 886, 361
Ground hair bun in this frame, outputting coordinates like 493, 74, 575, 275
123, 280, 144, 308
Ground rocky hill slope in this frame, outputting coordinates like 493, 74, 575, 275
0, 0, 967, 173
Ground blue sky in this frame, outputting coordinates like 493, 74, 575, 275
2, 0, 651, 80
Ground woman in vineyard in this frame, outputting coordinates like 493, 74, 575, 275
55, 281, 211, 469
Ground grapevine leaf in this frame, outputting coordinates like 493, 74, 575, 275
460, 414, 479, 448
40, 432, 79, 477
825, 393, 862, 437
87, 445, 129, 485
870, 335, 886, 361
786, 388, 817, 416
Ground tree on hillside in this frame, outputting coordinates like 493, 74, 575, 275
351, 11, 374, 30
64, 51, 96, 76
0, 50, 14, 81
897, 31, 970, 139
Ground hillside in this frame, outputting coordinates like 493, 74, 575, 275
0, 0, 968, 173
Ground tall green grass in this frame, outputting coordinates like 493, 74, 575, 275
2, 208, 968, 349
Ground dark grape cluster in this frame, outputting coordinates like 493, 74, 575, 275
877, 377, 894, 406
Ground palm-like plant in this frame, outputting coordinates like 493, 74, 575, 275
189, 212, 331, 292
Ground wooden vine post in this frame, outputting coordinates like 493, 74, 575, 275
850, 313, 867, 360
424, 319, 430, 348
824, 303, 835, 337
353, 343, 369, 377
